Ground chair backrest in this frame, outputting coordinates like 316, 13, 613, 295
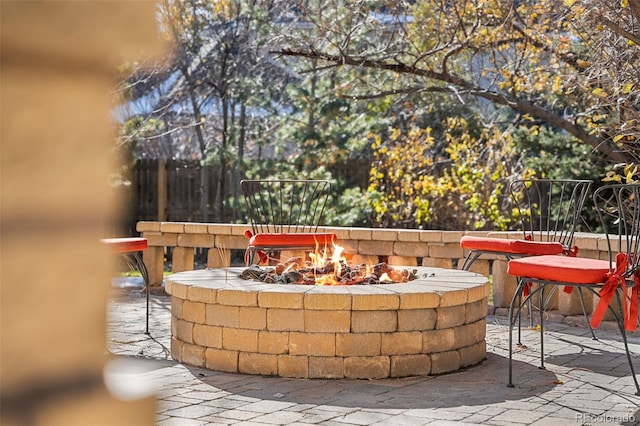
241, 179, 331, 234
594, 183, 640, 276
509, 179, 592, 249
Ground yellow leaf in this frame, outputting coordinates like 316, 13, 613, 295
622, 0, 629, 7
564, 0, 575, 5
623, 83, 634, 94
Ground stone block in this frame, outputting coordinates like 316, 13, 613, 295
465, 299, 488, 324
267, 308, 305, 332
351, 311, 397, 332
388, 255, 419, 266
222, 328, 259, 352
429, 244, 464, 259
193, 324, 223, 349
381, 331, 422, 355
399, 293, 440, 310
349, 227, 373, 240
181, 342, 205, 368
359, 240, 394, 255
304, 292, 352, 310
289, 332, 335, 356
422, 328, 456, 353
304, 310, 351, 333
207, 248, 231, 268
278, 355, 309, 378
352, 294, 399, 310
206, 304, 240, 328
492, 260, 517, 308
390, 354, 431, 377
145, 232, 178, 247
142, 245, 165, 287
137, 221, 161, 232
430, 350, 461, 375
239, 306, 267, 330
187, 286, 217, 303
259, 291, 305, 309
393, 242, 429, 257
459, 340, 487, 368
438, 289, 469, 307
178, 233, 214, 248
309, 357, 344, 379
350, 254, 379, 265
184, 222, 208, 234
467, 259, 490, 277
453, 319, 486, 349
559, 286, 592, 316
436, 305, 467, 329
171, 297, 184, 320
344, 356, 390, 379
171, 337, 183, 363
175, 319, 194, 344
420, 231, 443, 243
215, 235, 248, 250
207, 223, 233, 235
397, 308, 437, 331
371, 229, 398, 241
182, 300, 205, 324
398, 230, 421, 242
422, 257, 453, 269
217, 288, 258, 307
161, 222, 187, 233
205, 348, 238, 373
336, 333, 381, 357
258, 331, 290, 355
172, 246, 194, 272
239, 352, 278, 376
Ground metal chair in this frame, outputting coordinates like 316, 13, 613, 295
241, 179, 337, 265
507, 183, 640, 395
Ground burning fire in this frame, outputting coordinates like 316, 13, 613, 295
240, 241, 417, 285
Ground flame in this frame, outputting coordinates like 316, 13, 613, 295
308, 239, 347, 286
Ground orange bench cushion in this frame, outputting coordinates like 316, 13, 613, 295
101, 237, 148, 254
460, 236, 565, 256
248, 233, 337, 249
508, 255, 610, 284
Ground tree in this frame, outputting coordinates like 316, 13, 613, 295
275, 0, 640, 167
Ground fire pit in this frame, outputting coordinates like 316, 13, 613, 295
166, 266, 489, 379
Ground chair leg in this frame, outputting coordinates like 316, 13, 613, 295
461, 251, 481, 271
577, 287, 597, 340
508, 279, 527, 388
538, 285, 545, 370
127, 251, 150, 335
614, 291, 640, 395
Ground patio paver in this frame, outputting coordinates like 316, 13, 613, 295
106, 286, 640, 425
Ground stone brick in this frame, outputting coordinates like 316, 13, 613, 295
336, 333, 381, 356
397, 308, 437, 331
422, 328, 456, 353
430, 350, 461, 374
171, 337, 183, 363
381, 331, 422, 355
492, 260, 517, 308
467, 282, 490, 304
142, 245, 165, 287
187, 286, 217, 303
429, 244, 464, 259
175, 319, 194, 344
169, 282, 188, 299
388, 256, 418, 266
181, 342, 205, 368
137, 221, 161, 232
399, 292, 440, 309
438, 289, 469, 307
350, 254, 379, 265
459, 340, 486, 368
390, 354, 431, 377
178, 233, 214, 248
453, 319, 486, 349
171, 297, 184, 320
442, 231, 465, 243
172, 246, 194, 272
278, 355, 309, 378
359, 240, 394, 255
420, 231, 443, 243
145, 232, 178, 247
208, 248, 231, 268
182, 300, 206, 324
466, 299, 488, 324
344, 356, 390, 379
207, 223, 233, 235
349, 227, 373, 240
258, 291, 305, 309
421, 257, 454, 269
309, 356, 344, 379
161, 222, 187, 233
289, 332, 335, 356
258, 331, 289, 355
222, 328, 258, 352
304, 310, 350, 333
467, 259, 490, 277
436, 305, 467, 329
351, 311, 397, 332
231, 224, 250, 235
267, 308, 305, 332
352, 293, 399, 310
304, 292, 352, 310
205, 348, 238, 373
217, 288, 258, 307
239, 352, 278, 376
206, 304, 240, 328
239, 306, 267, 330
215, 235, 248, 250
371, 229, 398, 241
559, 286, 592, 316
393, 242, 429, 257
184, 222, 208, 234
398, 230, 422, 242
193, 324, 223, 348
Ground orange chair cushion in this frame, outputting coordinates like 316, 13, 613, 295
460, 235, 565, 256
248, 233, 337, 249
508, 255, 610, 284
101, 237, 148, 254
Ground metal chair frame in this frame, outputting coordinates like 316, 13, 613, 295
241, 179, 333, 264
507, 183, 640, 394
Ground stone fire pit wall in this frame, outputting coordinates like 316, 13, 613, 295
166, 267, 489, 379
